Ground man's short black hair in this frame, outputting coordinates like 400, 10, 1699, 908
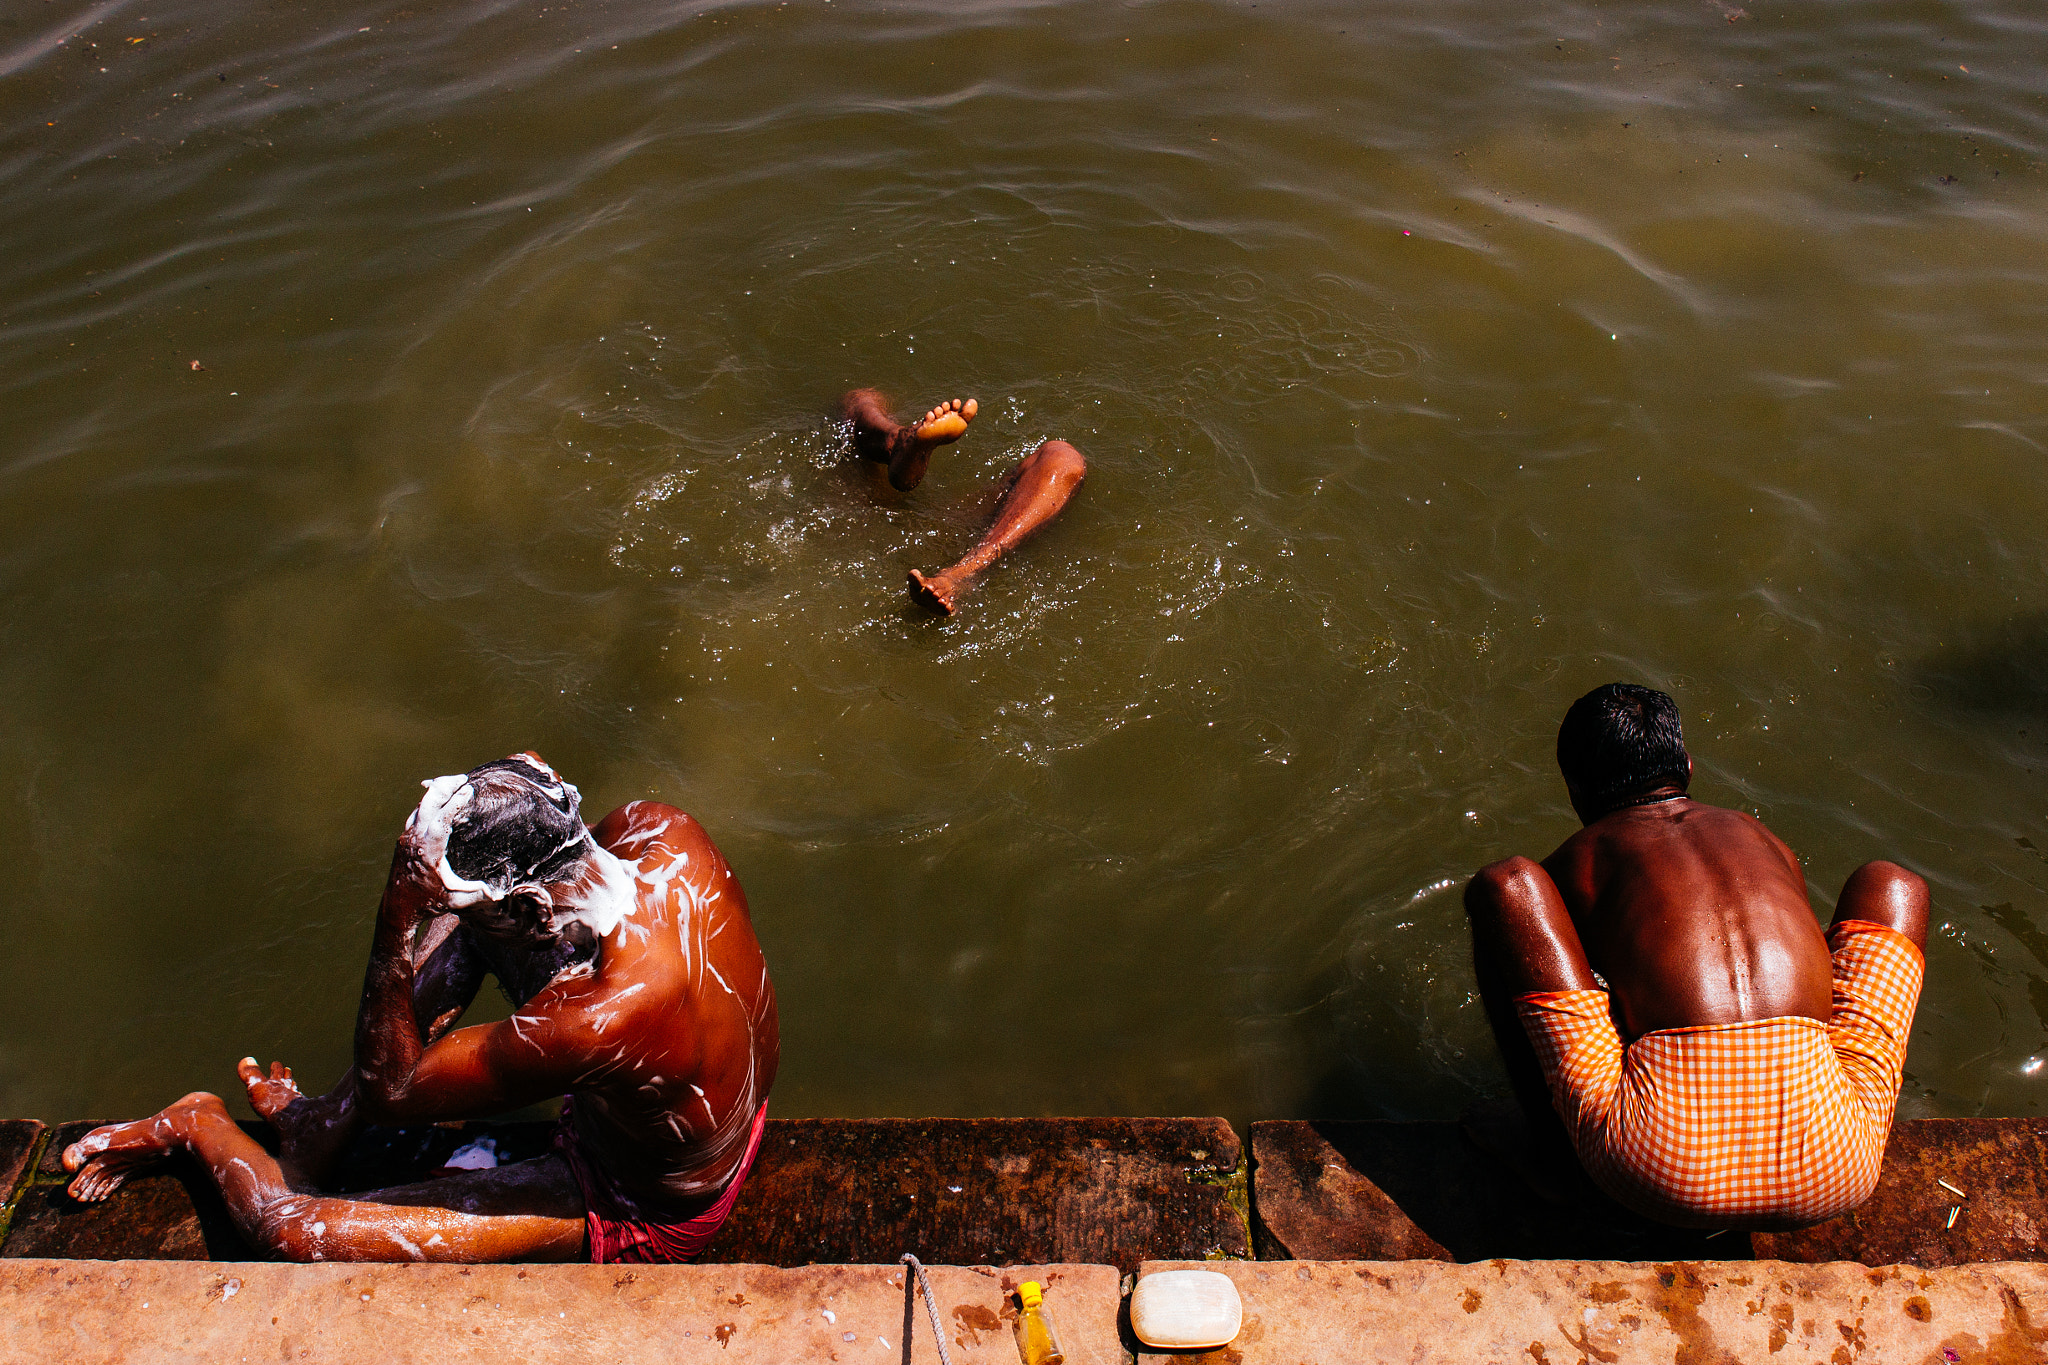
1556, 683, 1690, 810
445, 758, 590, 891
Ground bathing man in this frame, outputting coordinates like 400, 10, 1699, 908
1465, 684, 1926, 1229
63, 754, 777, 1263
841, 388, 1087, 614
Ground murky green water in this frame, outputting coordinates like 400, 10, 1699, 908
4, 0, 2047, 1130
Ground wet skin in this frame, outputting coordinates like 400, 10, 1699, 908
840, 387, 977, 491
1463, 760, 1929, 1168
1467, 769, 1929, 1039
64, 776, 778, 1263
908, 438, 1087, 615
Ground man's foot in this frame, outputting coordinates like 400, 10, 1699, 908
907, 569, 957, 615
63, 1093, 217, 1202
907, 398, 976, 447
840, 389, 977, 490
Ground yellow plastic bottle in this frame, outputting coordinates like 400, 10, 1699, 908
1016, 1281, 1066, 1365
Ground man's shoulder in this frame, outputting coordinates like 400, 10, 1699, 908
592, 801, 711, 860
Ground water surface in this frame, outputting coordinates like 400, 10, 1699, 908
3, 0, 2047, 1129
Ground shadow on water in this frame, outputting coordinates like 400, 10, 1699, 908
1915, 612, 2048, 722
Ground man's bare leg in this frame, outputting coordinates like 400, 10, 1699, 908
908, 438, 1086, 614
63, 1093, 585, 1262
841, 388, 978, 491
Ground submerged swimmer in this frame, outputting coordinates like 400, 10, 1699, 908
840, 388, 1087, 614
841, 388, 979, 492
63, 754, 777, 1264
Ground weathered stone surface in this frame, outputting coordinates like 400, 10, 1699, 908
1757, 1118, 2048, 1268
6, 1119, 549, 1261
1134, 1258, 2048, 1364
699, 1118, 1247, 1272
0, 1123, 43, 1211
0, 1259, 1123, 1365
3, 1173, 254, 1261
7, 1116, 1243, 1270
1250, 1121, 1733, 1263
9, 1120, 270, 1260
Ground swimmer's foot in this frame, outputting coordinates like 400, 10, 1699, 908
908, 398, 976, 448
840, 388, 977, 491
907, 568, 959, 615
62, 1094, 215, 1202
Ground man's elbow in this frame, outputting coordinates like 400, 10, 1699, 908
352, 1072, 408, 1126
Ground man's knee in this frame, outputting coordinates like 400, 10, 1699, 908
1839, 860, 1929, 946
1036, 439, 1085, 475
253, 1196, 331, 1262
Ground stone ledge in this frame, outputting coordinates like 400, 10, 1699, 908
1248, 1121, 1731, 1263
3, 1117, 1246, 1272
1134, 1258, 2048, 1365
1755, 1117, 2048, 1267
1252, 1118, 2048, 1268
703, 1117, 1246, 1271
0, 1259, 1123, 1365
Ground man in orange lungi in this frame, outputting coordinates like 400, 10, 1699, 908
1466, 683, 1927, 1229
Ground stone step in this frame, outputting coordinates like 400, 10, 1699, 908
2, 1116, 1247, 1273
1247, 1120, 1736, 1263
0, 1259, 1122, 1365
13, 1113, 2046, 1272
9, 1255, 2042, 1365
1753, 1117, 2048, 1267
1250, 1118, 2048, 1268
1133, 1258, 2048, 1365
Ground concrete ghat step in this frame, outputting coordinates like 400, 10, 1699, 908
2, 1117, 1247, 1272
1251, 1119, 2048, 1267
0, 1260, 1121, 1365
1134, 1259, 2048, 1365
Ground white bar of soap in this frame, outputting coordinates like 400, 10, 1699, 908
1129, 1269, 1243, 1349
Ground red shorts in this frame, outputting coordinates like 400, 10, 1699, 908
552, 1100, 768, 1264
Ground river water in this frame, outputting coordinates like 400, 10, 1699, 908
3, 0, 2046, 1131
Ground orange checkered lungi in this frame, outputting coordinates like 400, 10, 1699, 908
1514, 920, 1923, 1227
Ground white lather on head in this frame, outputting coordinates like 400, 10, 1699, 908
406, 755, 638, 938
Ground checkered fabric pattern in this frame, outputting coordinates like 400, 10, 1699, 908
1514, 920, 1924, 1227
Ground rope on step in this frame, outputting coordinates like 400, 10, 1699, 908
900, 1253, 957, 1365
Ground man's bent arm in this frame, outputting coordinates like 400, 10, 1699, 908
358, 1012, 592, 1124
1467, 856, 1601, 996
351, 840, 436, 1119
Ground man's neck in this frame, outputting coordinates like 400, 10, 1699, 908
1581, 786, 1689, 824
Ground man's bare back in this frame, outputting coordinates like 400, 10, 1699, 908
1540, 797, 1834, 1038
1465, 683, 1929, 1227
486, 799, 777, 1205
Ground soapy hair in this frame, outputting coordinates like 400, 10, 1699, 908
1556, 683, 1689, 809
444, 757, 593, 893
